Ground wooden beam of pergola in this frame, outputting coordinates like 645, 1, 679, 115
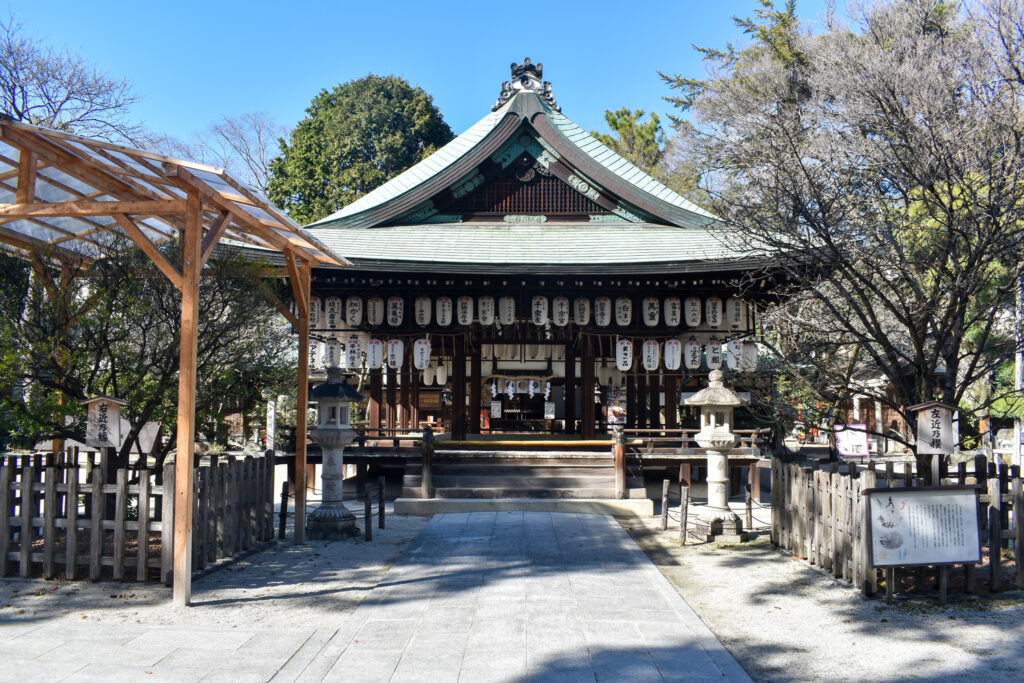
0, 118, 346, 608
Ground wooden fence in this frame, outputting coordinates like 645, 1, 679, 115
0, 451, 274, 584
771, 457, 1024, 598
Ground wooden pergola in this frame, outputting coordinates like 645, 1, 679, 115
0, 117, 348, 606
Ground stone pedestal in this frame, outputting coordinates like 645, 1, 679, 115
306, 428, 359, 540
694, 445, 747, 544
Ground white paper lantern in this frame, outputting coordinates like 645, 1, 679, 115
727, 338, 743, 370
324, 337, 341, 367
573, 298, 591, 325
726, 297, 747, 330
597, 363, 611, 385
423, 365, 435, 385
741, 339, 758, 372
387, 339, 404, 368
456, 296, 473, 325
366, 296, 384, 326
309, 339, 322, 369
663, 297, 681, 327
664, 339, 682, 370
436, 362, 448, 385
387, 297, 404, 327
706, 296, 723, 328
615, 297, 632, 326
684, 337, 702, 370
642, 340, 660, 371
616, 339, 633, 371
707, 338, 723, 369
531, 295, 548, 326
366, 338, 384, 369
478, 296, 495, 325
436, 296, 453, 326
498, 296, 516, 325
413, 338, 432, 370
642, 297, 660, 327
414, 296, 432, 326
552, 296, 570, 327
594, 296, 611, 326
325, 297, 342, 330
346, 297, 363, 328
684, 297, 701, 327
344, 336, 361, 369
309, 297, 322, 328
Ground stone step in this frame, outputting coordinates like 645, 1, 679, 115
399, 486, 649, 500
394, 497, 654, 516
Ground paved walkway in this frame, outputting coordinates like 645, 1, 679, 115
279, 512, 749, 682
1, 512, 748, 682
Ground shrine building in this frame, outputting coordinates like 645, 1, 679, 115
301, 58, 771, 444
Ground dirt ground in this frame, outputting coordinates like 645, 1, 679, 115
621, 515, 1024, 682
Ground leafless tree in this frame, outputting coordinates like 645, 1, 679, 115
0, 15, 142, 142
669, 0, 1024, 472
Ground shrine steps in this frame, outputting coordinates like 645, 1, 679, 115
395, 451, 652, 516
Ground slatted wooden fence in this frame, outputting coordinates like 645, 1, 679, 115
771, 457, 1024, 597
0, 451, 274, 584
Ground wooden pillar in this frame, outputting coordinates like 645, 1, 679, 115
582, 338, 596, 440
665, 375, 679, 429
564, 343, 576, 434
649, 373, 661, 429
626, 375, 636, 429
385, 366, 396, 430
453, 337, 467, 440
287, 254, 311, 547
637, 371, 648, 428
368, 368, 382, 436
469, 345, 482, 435
411, 364, 420, 430
173, 192, 201, 607
400, 354, 411, 430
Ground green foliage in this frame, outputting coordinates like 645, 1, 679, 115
591, 108, 664, 176
267, 75, 453, 225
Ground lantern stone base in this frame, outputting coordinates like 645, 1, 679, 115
306, 504, 359, 540
694, 510, 748, 544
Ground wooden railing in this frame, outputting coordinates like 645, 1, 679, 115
623, 428, 767, 453
771, 456, 1024, 600
0, 451, 274, 583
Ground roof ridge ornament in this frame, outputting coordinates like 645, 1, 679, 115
493, 57, 561, 112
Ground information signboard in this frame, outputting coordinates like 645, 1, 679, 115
864, 487, 981, 568
835, 424, 870, 456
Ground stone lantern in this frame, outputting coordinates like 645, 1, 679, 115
306, 366, 365, 540
685, 370, 747, 542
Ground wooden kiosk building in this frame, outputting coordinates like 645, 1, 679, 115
303, 59, 770, 451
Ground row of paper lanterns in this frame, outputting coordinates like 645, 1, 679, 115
309, 294, 748, 329
310, 335, 758, 374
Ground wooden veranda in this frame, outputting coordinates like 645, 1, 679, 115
0, 118, 347, 605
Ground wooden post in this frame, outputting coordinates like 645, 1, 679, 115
613, 429, 626, 499
860, 467, 877, 597
664, 375, 679, 429
89, 469, 102, 582
564, 343, 576, 434
43, 467, 56, 579
660, 479, 670, 530
173, 191, 202, 606
378, 475, 386, 529
470, 345, 481, 435
65, 466, 77, 580
582, 339, 596, 440
421, 427, 434, 499
989, 462, 1002, 591
137, 469, 150, 582
1015, 472, 1024, 589
385, 363, 397, 431
20, 465, 33, 577
364, 482, 372, 541
399, 360, 411, 431
368, 368, 382, 435
289, 255, 311, 545
453, 337, 466, 440
680, 485, 690, 545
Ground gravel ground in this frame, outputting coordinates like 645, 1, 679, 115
0, 506, 428, 631
621, 511, 1024, 682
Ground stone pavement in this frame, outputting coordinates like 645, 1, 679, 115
0, 512, 748, 682
279, 512, 749, 682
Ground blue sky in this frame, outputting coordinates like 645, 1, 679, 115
13, 0, 830, 143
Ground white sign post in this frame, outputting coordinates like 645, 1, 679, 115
834, 424, 870, 457
81, 396, 127, 448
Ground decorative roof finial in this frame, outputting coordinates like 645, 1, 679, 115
493, 57, 561, 112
